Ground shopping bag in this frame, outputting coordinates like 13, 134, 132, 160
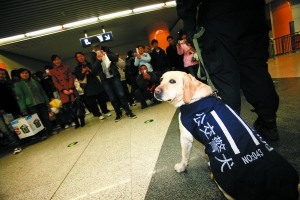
10, 114, 45, 139
102, 54, 111, 68
73, 98, 85, 118
66, 98, 85, 119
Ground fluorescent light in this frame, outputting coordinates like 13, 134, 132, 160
63, 17, 98, 28
165, 1, 176, 7
0, 2, 177, 45
99, 10, 132, 20
26, 26, 62, 37
0, 34, 25, 44
133, 3, 164, 13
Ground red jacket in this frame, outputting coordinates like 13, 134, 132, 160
50, 64, 79, 103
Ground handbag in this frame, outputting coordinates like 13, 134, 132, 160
67, 96, 85, 118
74, 98, 85, 118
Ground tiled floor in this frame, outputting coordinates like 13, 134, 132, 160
0, 52, 300, 200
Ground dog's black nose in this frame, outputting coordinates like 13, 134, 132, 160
155, 87, 162, 94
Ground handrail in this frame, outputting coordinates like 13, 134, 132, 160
272, 32, 300, 56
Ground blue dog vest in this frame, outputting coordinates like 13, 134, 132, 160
180, 96, 276, 192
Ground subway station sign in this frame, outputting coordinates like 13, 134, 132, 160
79, 32, 113, 48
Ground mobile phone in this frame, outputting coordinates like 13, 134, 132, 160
136, 48, 139, 53
143, 70, 147, 74
45, 69, 49, 73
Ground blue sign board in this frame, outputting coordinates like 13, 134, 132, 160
79, 32, 113, 48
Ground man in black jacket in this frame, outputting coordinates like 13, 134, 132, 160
166, 35, 184, 72
35, 71, 56, 100
125, 50, 139, 100
135, 65, 160, 109
90, 36, 136, 122
150, 39, 170, 79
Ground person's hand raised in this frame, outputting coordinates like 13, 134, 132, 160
136, 53, 142, 59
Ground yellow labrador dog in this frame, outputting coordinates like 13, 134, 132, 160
154, 71, 299, 200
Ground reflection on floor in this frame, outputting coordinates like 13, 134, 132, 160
0, 52, 300, 200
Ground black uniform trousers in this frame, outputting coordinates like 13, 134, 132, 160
199, 4, 279, 117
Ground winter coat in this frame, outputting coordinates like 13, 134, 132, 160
166, 44, 184, 69
134, 53, 153, 72
177, 42, 199, 67
150, 47, 170, 71
50, 64, 79, 104
75, 61, 105, 96
14, 79, 49, 113
39, 77, 56, 99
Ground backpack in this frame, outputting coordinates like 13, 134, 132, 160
125, 57, 138, 85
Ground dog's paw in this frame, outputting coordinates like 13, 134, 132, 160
210, 172, 214, 180
174, 163, 186, 173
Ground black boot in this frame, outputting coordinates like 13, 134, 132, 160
74, 119, 80, 129
253, 116, 279, 140
80, 117, 85, 127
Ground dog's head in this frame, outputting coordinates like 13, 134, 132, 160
154, 71, 213, 107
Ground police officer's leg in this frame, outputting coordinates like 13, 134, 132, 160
201, 31, 241, 113
239, 7, 279, 140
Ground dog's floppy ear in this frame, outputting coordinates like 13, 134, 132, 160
183, 74, 199, 104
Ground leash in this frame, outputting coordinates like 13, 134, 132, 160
192, 27, 217, 93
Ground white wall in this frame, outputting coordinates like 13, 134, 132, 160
292, 3, 300, 32
0, 50, 50, 78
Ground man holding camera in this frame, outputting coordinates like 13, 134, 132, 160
135, 65, 160, 109
90, 36, 137, 122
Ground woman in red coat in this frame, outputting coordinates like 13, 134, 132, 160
50, 55, 85, 128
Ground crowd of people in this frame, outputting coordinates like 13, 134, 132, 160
0, 32, 194, 155
0, 12, 280, 155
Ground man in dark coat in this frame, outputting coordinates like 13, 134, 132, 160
74, 52, 110, 119
125, 50, 139, 100
35, 71, 56, 100
150, 39, 170, 79
89, 36, 137, 122
166, 35, 184, 72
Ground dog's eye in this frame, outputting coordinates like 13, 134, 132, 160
160, 78, 163, 83
169, 79, 176, 84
